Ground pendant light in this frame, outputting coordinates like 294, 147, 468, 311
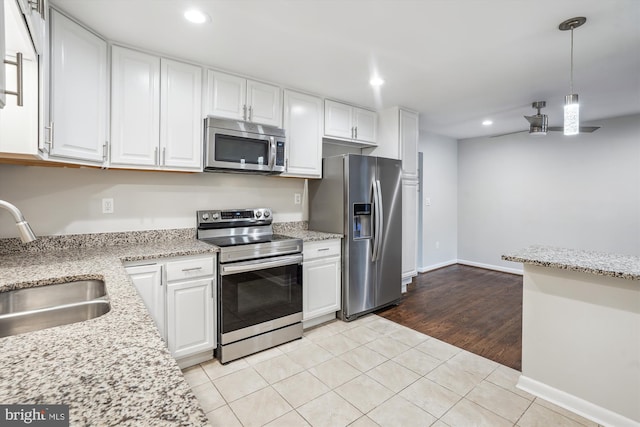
559, 17, 586, 135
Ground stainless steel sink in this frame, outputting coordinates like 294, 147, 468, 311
0, 280, 110, 338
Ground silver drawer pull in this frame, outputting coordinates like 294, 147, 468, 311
181, 267, 203, 272
318, 248, 330, 252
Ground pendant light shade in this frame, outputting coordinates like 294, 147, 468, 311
564, 94, 579, 135
559, 17, 586, 136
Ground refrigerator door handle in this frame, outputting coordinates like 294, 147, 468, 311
375, 179, 384, 262
371, 180, 379, 262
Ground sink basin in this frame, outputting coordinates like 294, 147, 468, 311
0, 279, 107, 314
0, 280, 110, 338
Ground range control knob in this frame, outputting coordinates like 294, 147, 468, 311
255, 211, 263, 218
202, 212, 210, 221
263, 210, 271, 218
211, 212, 219, 220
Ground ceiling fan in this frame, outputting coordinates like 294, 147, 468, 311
491, 101, 600, 137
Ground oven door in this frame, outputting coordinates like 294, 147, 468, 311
218, 254, 302, 344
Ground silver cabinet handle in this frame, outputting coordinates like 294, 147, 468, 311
210, 279, 214, 299
181, 267, 203, 272
102, 142, 108, 168
318, 248, 330, 252
28, 0, 45, 19
351, 126, 355, 139
243, 104, 247, 121
355, 126, 358, 140
44, 121, 54, 150
162, 147, 166, 166
248, 105, 253, 121
154, 147, 159, 165
3, 53, 24, 106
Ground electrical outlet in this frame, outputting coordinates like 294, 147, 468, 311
425, 197, 432, 206
294, 193, 301, 205
436, 241, 440, 249
102, 198, 114, 214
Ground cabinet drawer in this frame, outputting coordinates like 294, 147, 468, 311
303, 240, 341, 261
166, 256, 214, 282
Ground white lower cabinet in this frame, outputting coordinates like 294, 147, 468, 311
303, 239, 341, 327
402, 179, 419, 288
126, 263, 165, 338
166, 277, 215, 360
125, 254, 216, 368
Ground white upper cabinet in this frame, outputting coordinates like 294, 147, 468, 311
206, 70, 281, 127
111, 46, 202, 171
324, 99, 377, 144
282, 90, 323, 178
111, 46, 160, 167
365, 107, 419, 179
0, 0, 40, 159
49, 9, 107, 164
160, 58, 202, 170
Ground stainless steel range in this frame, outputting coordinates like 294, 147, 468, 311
196, 208, 303, 364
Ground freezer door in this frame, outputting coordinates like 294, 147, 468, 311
344, 154, 377, 317
374, 157, 403, 306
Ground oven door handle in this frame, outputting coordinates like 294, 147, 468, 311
220, 254, 303, 276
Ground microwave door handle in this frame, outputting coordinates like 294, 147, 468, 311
269, 137, 277, 171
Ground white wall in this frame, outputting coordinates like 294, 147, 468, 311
458, 114, 640, 272
0, 165, 306, 237
419, 131, 458, 270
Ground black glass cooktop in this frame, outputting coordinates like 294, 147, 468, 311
200, 234, 296, 248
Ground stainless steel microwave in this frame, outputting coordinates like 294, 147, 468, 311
203, 117, 286, 174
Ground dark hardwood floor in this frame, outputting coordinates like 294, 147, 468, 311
376, 264, 523, 371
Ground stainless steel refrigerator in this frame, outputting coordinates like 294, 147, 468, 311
309, 154, 402, 321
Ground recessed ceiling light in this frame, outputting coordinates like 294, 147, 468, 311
184, 9, 210, 24
369, 77, 385, 87
482, 120, 493, 126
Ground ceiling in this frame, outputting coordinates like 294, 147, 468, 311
50, 0, 640, 140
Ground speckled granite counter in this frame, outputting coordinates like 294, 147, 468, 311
272, 221, 343, 242
502, 245, 640, 281
0, 233, 215, 426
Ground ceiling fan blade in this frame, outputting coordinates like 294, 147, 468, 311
548, 126, 601, 133
490, 130, 527, 138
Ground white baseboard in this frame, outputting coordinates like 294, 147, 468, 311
418, 259, 458, 273
303, 312, 336, 329
517, 375, 640, 427
457, 259, 523, 275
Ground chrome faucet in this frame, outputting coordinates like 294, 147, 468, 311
0, 200, 37, 243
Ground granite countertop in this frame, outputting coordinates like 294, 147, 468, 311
282, 229, 343, 242
502, 245, 640, 280
0, 235, 215, 426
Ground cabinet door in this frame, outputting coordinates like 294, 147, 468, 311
160, 58, 202, 170
354, 107, 377, 143
246, 79, 281, 126
166, 278, 215, 359
49, 10, 107, 163
400, 109, 419, 179
110, 46, 160, 167
126, 264, 165, 339
303, 256, 341, 321
205, 70, 245, 120
402, 180, 419, 282
282, 90, 322, 178
324, 100, 353, 139
0, 0, 39, 158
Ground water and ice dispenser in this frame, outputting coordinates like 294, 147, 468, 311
353, 203, 372, 239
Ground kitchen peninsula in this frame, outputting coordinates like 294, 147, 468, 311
503, 246, 640, 427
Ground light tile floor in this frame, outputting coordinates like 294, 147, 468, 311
182, 315, 603, 427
